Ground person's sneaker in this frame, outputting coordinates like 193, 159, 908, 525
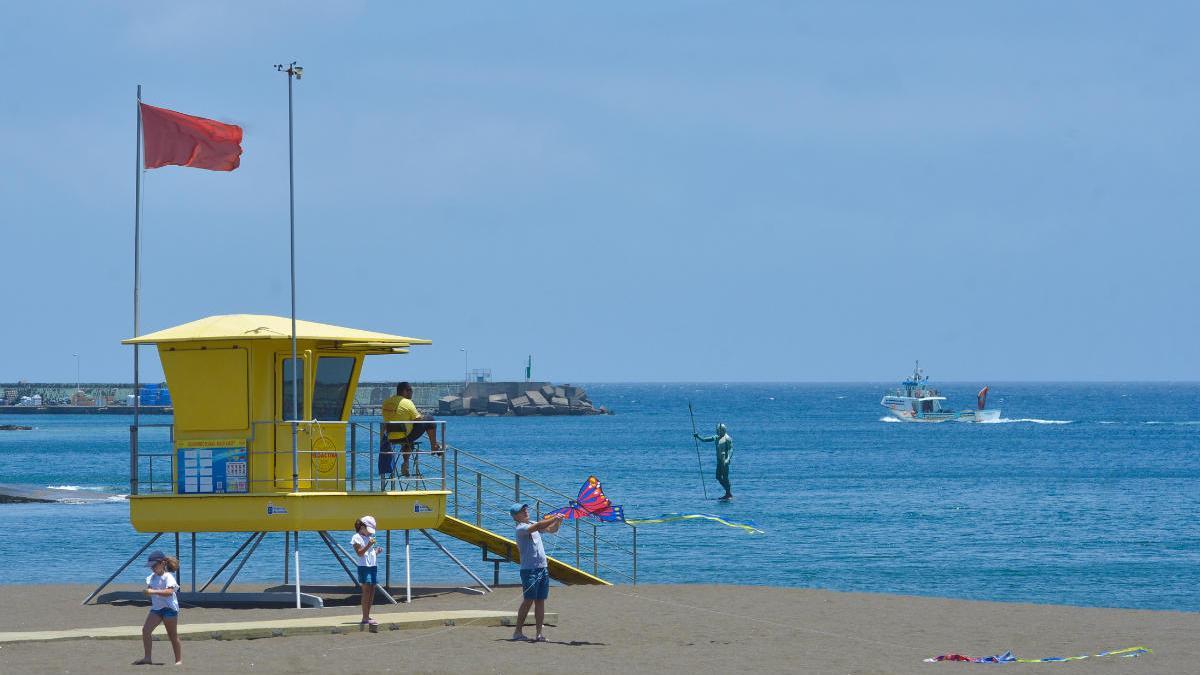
534, 634, 547, 642
511, 631, 529, 641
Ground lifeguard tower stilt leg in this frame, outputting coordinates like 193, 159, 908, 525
81, 533, 163, 605
219, 532, 268, 593
319, 530, 398, 604
316, 531, 362, 587
419, 529, 491, 593
199, 532, 262, 592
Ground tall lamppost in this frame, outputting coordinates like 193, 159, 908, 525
460, 347, 468, 391
73, 353, 80, 391
274, 59, 303, 609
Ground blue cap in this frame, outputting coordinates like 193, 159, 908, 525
509, 503, 528, 516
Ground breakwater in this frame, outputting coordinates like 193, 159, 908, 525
352, 381, 608, 416
441, 382, 608, 416
3, 381, 607, 417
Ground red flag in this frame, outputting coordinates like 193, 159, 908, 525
140, 103, 243, 171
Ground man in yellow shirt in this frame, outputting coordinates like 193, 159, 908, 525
380, 381, 441, 478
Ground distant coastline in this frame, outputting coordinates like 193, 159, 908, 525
0, 405, 172, 415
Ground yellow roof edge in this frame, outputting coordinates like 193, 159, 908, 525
121, 337, 431, 347
121, 314, 431, 346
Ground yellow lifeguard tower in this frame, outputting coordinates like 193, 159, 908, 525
122, 313, 444, 532
85, 313, 628, 608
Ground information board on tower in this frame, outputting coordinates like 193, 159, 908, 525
176, 440, 249, 494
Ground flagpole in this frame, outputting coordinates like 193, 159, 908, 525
131, 84, 143, 497
286, 65, 298, 494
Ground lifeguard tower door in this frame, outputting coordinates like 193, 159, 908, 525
275, 352, 307, 489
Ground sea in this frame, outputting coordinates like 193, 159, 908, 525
1, 382, 1197, 612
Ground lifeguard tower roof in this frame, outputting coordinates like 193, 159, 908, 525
123, 313, 430, 350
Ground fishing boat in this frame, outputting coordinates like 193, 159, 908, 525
880, 362, 1000, 423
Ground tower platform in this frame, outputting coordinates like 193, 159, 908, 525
130, 491, 448, 532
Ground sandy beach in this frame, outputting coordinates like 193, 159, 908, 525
0, 583, 1194, 674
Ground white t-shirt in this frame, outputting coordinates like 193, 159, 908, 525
351, 532, 378, 567
146, 571, 180, 611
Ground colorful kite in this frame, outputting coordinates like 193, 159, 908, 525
547, 477, 763, 534
924, 645, 1151, 664
547, 476, 625, 523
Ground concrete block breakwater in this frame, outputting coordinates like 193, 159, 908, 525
353, 381, 609, 416
2, 381, 607, 417
444, 382, 608, 416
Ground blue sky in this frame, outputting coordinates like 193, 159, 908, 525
1, 2, 1196, 383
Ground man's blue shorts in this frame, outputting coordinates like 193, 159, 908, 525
358, 565, 378, 585
520, 567, 549, 601
149, 607, 178, 619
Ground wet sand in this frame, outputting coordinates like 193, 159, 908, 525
0, 583, 1194, 674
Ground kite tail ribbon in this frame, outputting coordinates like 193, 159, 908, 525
626, 512, 765, 534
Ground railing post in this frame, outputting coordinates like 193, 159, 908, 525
453, 446, 459, 517
475, 473, 482, 527
190, 532, 197, 592
575, 521, 580, 568
592, 523, 598, 575
632, 526, 638, 585
350, 423, 357, 491
129, 425, 139, 495
514, 475, 521, 502
440, 443, 446, 491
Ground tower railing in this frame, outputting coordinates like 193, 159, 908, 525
445, 444, 637, 585
130, 419, 637, 584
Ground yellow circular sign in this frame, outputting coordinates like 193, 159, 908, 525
312, 435, 337, 474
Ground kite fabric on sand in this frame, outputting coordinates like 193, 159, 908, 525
924, 645, 1151, 663
547, 476, 764, 534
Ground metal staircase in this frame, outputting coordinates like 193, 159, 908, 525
345, 423, 637, 586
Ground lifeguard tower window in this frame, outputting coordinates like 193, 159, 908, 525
312, 356, 355, 420
281, 357, 304, 421
161, 348, 248, 431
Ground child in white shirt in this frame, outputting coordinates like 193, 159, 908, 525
133, 550, 182, 666
351, 515, 383, 627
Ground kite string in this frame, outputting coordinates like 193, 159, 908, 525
613, 589, 1151, 663
608, 587, 924, 652
325, 583, 532, 650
